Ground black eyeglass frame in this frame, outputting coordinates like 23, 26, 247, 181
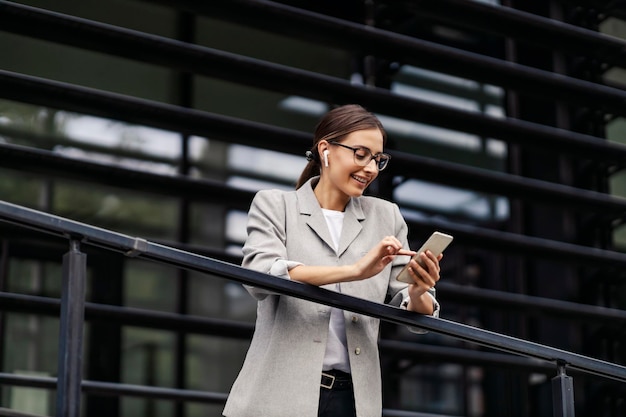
328, 142, 391, 171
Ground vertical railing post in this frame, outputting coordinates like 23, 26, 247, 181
552, 360, 575, 417
56, 238, 87, 417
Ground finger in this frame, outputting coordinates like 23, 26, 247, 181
384, 236, 403, 248
397, 249, 417, 257
412, 258, 439, 286
383, 242, 405, 256
421, 251, 441, 274
408, 265, 434, 289
423, 250, 440, 263
386, 238, 402, 249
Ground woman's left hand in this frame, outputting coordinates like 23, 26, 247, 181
405, 250, 443, 314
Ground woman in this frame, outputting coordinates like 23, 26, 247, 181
223, 104, 442, 417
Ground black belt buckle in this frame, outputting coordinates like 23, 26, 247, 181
321, 372, 336, 389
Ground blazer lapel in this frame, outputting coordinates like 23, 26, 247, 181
337, 197, 364, 257
298, 177, 366, 256
298, 179, 336, 252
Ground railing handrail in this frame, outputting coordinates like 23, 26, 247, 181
1, 199, 625, 385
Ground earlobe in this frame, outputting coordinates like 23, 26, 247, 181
323, 150, 329, 167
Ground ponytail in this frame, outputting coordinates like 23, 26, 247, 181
296, 150, 320, 189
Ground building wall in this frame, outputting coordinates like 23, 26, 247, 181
0, 1, 625, 416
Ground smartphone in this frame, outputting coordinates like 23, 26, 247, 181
396, 231, 454, 284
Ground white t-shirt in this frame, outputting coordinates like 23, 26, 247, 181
320, 208, 351, 373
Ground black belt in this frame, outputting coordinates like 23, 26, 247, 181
321, 370, 353, 390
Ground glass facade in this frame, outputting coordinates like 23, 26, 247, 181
1, 1, 625, 416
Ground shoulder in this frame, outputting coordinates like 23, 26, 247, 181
249, 188, 299, 218
252, 188, 295, 205
358, 195, 406, 233
359, 195, 401, 215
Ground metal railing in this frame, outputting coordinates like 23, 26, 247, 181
1, 200, 626, 417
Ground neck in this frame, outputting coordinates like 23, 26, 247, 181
313, 177, 350, 211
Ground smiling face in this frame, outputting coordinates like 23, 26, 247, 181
315, 128, 384, 208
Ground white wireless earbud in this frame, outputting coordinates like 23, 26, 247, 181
323, 150, 329, 167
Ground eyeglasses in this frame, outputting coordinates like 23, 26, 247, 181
329, 142, 391, 171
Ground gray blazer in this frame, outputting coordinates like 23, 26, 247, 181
223, 177, 435, 417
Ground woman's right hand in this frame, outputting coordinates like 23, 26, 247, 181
352, 236, 416, 280
289, 236, 414, 286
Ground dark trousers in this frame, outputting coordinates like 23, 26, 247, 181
318, 371, 356, 417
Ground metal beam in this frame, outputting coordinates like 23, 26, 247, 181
143, 0, 626, 68
436, 282, 626, 325
0, 372, 451, 417
2, 287, 625, 347
2, 159, 626, 269
2, 75, 626, 217
2, 1, 626, 125
552, 363, 576, 417
0, 200, 624, 383
56, 240, 86, 417
394, 0, 626, 69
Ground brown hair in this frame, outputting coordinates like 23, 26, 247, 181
296, 104, 387, 189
